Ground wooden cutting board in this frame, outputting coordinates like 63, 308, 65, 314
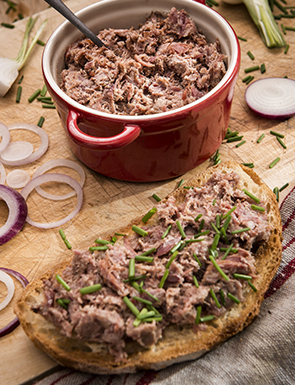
0, 1, 294, 384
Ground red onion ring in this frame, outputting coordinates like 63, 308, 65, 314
0, 270, 15, 311
0, 267, 28, 338
1, 141, 34, 162
0, 122, 49, 166
0, 162, 6, 184
0, 185, 28, 246
33, 159, 86, 200
0, 122, 10, 154
21, 173, 83, 229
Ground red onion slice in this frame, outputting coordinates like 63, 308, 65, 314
0, 122, 49, 166
33, 159, 86, 200
0, 162, 6, 184
6, 169, 31, 189
0, 122, 10, 154
21, 173, 83, 229
0, 185, 28, 246
0, 268, 29, 338
1, 141, 34, 162
0, 270, 15, 311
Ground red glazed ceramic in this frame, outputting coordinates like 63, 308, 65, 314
42, 0, 240, 182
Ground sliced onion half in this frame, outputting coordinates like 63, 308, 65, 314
0, 123, 10, 154
21, 173, 83, 229
0, 122, 49, 166
245, 78, 295, 120
0, 270, 15, 312
6, 169, 31, 189
33, 159, 86, 200
0, 162, 6, 184
0, 185, 28, 246
0, 268, 29, 338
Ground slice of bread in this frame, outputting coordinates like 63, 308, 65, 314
15, 161, 282, 374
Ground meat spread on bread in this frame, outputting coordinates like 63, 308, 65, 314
15, 161, 282, 374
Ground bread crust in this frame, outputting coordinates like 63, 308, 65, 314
15, 161, 282, 374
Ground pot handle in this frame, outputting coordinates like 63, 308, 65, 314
193, 0, 206, 4
66, 109, 141, 150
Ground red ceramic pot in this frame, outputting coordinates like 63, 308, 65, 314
42, 0, 240, 182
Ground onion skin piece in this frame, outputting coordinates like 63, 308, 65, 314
0, 185, 28, 246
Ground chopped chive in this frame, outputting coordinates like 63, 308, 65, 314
244, 65, 260, 73
270, 130, 284, 138
194, 230, 210, 238
161, 225, 171, 239
37, 39, 46, 46
135, 255, 154, 262
209, 255, 230, 281
212, 198, 216, 206
193, 275, 199, 288
152, 193, 161, 202
143, 315, 163, 322
176, 220, 186, 239
242, 75, 252, 83
210, 222, 220, 234
115, 232, 125, 236
273, 187, 279, 202
233, 273, 252, 280
140, 248, 157, 256
222, 243, 234, 260
37, 116, 45, 127
37, 96, 52, 101
64, 239, 72, 249
195, 214, 203, 222
28, 89, 41, 103
95, 239, 113, 245
56, 298, 69, 309
220, 247, 238, 253
133, 317, 141, 327
170, 240, 184, 253
183, 186, 193, 189
220, 227, 229, 244
1, 22, 15, 28
276, 136, 287, 149
123, 274, 147, 283
40, 85, 48, 97
193, 252, 202, 267
237, 35, 247, 41
142, 288, 160, 302
225, 130, 239, 139
178, 179, 184, 188
236, 140, 246, 148
257, 134, 265, 143
243, 189, 260, 203
79, 283, 102, 295
284, 44, 290, 54
211, 233, 220, 250
39, 99, 54, 105
123, 296, 140, 316
223, 206, 236, 219
273, 0, 288, 13
200, 315, 215, 322
42, 104, 56, 108
247, 51, 255, 60
198, 219, 205, 232
89, 244, 107, 252
269, 157, 280, 168
260, 63, 266, 73
251, 204, 265, 212
195, 305, 202, 325
133, 296, 153, 306
248, 281, 258, 292
220, 290, 226, 306
137, 310, 156, 320
285, 26, 295, 31
132, 225, 148, 237
56, 275, 71, 291
242, 163, 254, 168
281, 23, 286, 35
222, 215, 232, 232
166, 251, 179, 269
59, 228, 66, 240
16, 85, 22, 103
209, 248, 218, 259
279, 183, 289, 192
245, 76, 254, 85
227, 135, 244, 143
159, 269, 169, 288
129, 258, 135, 279
210, 289, 221, 308
231, 227, 250, 234
227, 292, 240, 304
185, 238, 205, 244
142, 207, 157, 223
18, 75, 24, 84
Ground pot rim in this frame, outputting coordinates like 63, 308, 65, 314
42, 0, 241, 122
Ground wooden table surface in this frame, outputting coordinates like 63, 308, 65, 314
0, 1, 294, 384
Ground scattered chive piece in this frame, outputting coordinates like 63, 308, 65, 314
222, 243, 234, 260
28, 89, 41, 103
231, 227, 250, 234
137, 310, 156, 320
220, 227, 229, 244
225, 130, 239, 139
220, 290, 226, 306
245, 76, 254, 85
222, 215, 232, 232
212, 198, 216, 206
220, 247, 238, 253
209, 255, 230, 281
216, 215, 221, 228
40, 99, 54, 105
273, 0, 288, 13
198, 219, 205, 232
18, 75, 24, 84
185, 238, 205, 244
40, 84, 47, 97
56, 299, 69, 309
89, 246, 109, 251
159, 269, 169, 288
233, 273, 252, 280
237, 36, 247, 41
269, 157, 280, 168
142, 207, 157, 223
64, 239, 72, 249
211, 233, 220, 250
37, 116, 45, 127
209, 248, 218, 259
242, 163, 254, 168
59, 229, 66, 240
257, 134, 265, 143
178, 179, 184, 188
183, 186, 193, 189
123, 297, 140, 316
16, 85, 22, 103
143, 315, 163, 322
247, 51, 255, 60
37, 96, 52, 101
135, 255, 154, 262
152, 193, 161, 202
114, 232, 125, 236
79, 283, 102, 295
161, 225, 171, 239
248, 281, 258, 292
227, 135, 244, 143
270, 130, 284, 138
284, 44, 289, 54
273, 187, 279, 202
166, 251, 179, 269
176, 220, 186, 239
223, 206, 236, 219
236, 140, 246, 148
193, 252, 202, 267
133, 317, 141, 327
242, 75, 252, 83
95, 239, 113, 245
200, 315, 215, 322
195, 306, 202, 325
1, 22, 15, 28
285, 26, 295, 31
132, 225, 148, 237
133, 296, 153, 306
170, 241, 184, 253
123, 274, 147, 284
279, 183, 289, 192
244, 65, 260, 73
210, 222, 220, 234
139, 248, 156, 256
227, 292, 241, 304
260, 63, 266, 73
142, 288, 160, 302
243, 188, 260, 203
210, 289, 221, 308
193, 275, 199, 288
276, 136, 287, 149
37, 39, 46, 46
56, 274, 71, 291
195, 214, 202, 222
251, 204, 265, 212
42, 104, 56, 108
194, 230, 210, 238
129, 258, 135, 279
281, 23, 286, 35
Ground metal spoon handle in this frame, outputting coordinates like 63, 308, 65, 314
44, 0, 107, 48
